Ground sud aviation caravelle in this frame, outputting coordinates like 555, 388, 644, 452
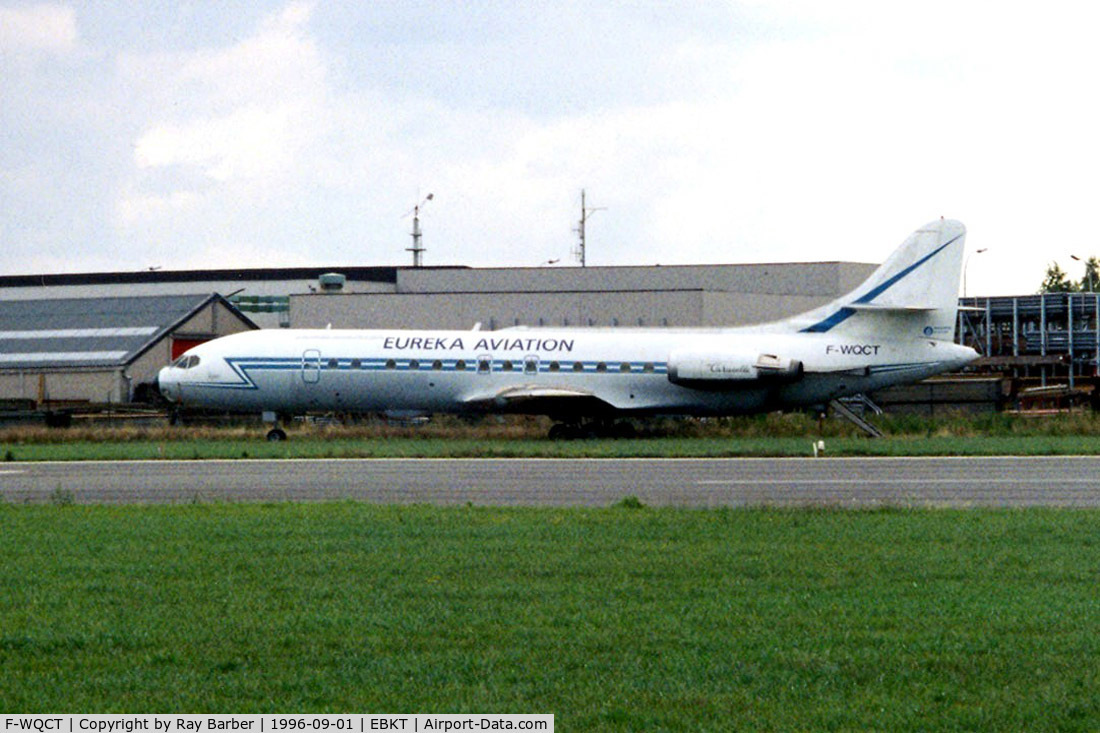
157, 219, 978, 440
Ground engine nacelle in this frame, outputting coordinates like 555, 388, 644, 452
667, 350, 803, 391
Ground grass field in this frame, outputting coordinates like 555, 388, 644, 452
3, 502, 1100, 729
5, 411, 1100, 460
8, 433, 1100, 461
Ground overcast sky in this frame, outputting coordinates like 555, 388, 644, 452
3, 1, 1099, 295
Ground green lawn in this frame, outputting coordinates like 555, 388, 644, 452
2, 503, 1099, 729
5, 433, 1100, 461
7, 411, 1100, 459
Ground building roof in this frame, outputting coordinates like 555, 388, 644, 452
0, 265, 467, 289
0, 293, 253, 370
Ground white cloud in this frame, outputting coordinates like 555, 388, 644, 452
172, 2, 324, 111
0, 4, 76, 54
119, 2, 325, 227
10, 0, 1100, 296
134, 107, 295, 182
116, 190, 201, 228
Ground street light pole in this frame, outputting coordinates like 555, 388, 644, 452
963, 248, 988, 298
1071, 254, 1094, 291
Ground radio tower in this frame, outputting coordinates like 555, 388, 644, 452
407, 193, 433, 268
572, 189, 604, 267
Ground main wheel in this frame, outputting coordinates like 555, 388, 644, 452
548, 423, 583, 440
266, 428, 288, 441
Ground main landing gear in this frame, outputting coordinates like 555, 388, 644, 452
548, 419, 637, 440
263, 411, 288, 441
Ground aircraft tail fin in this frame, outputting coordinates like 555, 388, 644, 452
778, 219, 967, 340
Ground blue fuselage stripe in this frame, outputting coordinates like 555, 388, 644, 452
197, 357, 671, 389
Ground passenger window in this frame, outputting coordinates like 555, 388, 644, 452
619, 362, 632, 373
409, 359, 420, 370
572, 361, 584, 372
501, 360, 514, 372
596, 362, 608, 373
351, 358, 362, 369
477, 356, 492, 374
432, 360, 443, 371
455, 359, 467, 372
548, 361, 560, 372
385, 359, 397, 370
327, 358, 339, 369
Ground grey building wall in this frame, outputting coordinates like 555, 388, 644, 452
396, 262, 873, 297
292, 290, 705, 331
0, 369, 127, 406
290, 288, 849, 331
699, 291, 834, 327
295, 262, 876, 330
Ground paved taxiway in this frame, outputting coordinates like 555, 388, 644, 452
2, 456, 1099, 507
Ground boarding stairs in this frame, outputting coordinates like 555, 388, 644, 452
829, 395, 884, 438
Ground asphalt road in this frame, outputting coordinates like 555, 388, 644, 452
2, 456, 1100, 507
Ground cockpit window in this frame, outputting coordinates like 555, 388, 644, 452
172, 355, 201, 369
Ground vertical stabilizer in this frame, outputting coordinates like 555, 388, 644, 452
777, 219, 967, 340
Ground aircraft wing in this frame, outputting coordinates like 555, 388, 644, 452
462, 384, 619, 417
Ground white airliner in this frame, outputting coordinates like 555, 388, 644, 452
158, 219, 978, 439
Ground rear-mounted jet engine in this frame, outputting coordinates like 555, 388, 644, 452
666, 351, 803, 391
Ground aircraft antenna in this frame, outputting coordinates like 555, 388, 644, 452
407, 193, 433, 268
572, 189, 605, 267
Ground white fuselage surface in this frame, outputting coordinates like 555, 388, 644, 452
158, 326, 975, 418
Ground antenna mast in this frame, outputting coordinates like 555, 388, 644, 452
407, 193, 433, 268
572, 189, 605, 267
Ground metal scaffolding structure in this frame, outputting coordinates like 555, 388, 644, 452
958, 293, 1100, 394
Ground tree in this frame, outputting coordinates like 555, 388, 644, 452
1039, 262, 1075, 293
1079, 256, 1100, 292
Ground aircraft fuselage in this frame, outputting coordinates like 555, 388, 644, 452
158, 326, 976, 418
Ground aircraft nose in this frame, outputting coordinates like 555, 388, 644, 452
156, 366, 178, 402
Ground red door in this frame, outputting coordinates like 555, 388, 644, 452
171, 338, 207, 360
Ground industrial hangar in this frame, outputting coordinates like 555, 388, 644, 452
2, 260, 1095, 415
0, 293, 255, 408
